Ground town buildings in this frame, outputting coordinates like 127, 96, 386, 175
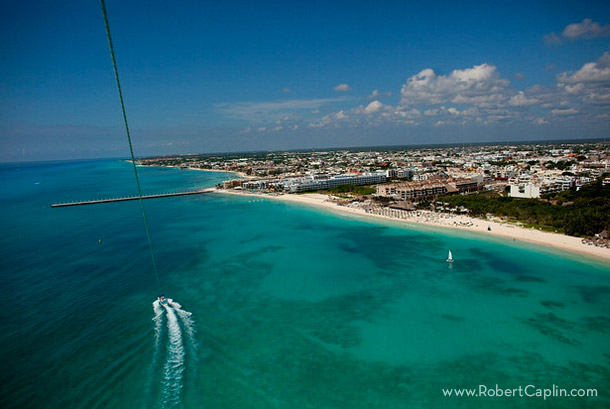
137, 141, 610, 201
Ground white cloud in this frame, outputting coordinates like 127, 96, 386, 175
550, 51, 610, 114
452, 64, 499, 82
364, 100, 383, 114
367, 89, 392, 99
523, 51, 610, 121
584, 91, 610, 104
508, 91, 539, 106
552, 108, 579, 116
381, 107, 421, 122
400, 63, 510, 107
307, 109, 351, 128
335, 110, 348, 120
281, 87, 291, 93
248, 119, 299, 133
234, 53, 610, 132
461, 107, 480, 116
216, 97, 350, 121
558, 52, 610, 83
545, 19, 610, 46
563, 83, 585, 94
563, 18, 610, 40
334, 83, 352, 92
307, 101, 422, 129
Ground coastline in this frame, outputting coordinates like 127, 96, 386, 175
132, 161, 248, 178
213, 189, 610, 262
125, 163, 609, 262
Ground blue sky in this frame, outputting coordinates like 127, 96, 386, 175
2, 0, 610, 161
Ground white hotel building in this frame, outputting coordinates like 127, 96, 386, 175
508, 176, 587, 198
282, 171, 387, 193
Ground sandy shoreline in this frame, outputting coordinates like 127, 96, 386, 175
213, 189, 610, 262
135, 162, 609, 262
133, 161, 248, 178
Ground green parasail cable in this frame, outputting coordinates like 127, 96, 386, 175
100, 0, 161, 293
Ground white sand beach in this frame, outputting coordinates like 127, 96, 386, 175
214, 189, 610, 262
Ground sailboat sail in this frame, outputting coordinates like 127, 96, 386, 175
447, 250, 453, 262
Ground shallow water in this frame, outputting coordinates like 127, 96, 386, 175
1, 159, 608, 408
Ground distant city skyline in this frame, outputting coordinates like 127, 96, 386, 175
2, 1, 610, 162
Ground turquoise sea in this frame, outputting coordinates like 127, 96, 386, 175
1, 159, 609, 409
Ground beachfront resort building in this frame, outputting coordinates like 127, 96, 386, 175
376, 181, 458, 201
508, 175, 590, 198
376, 178, 481, 201
282, 171, 387, 193
509, 183, 541, 199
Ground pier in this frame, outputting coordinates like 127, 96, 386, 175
51, 188, 216, 207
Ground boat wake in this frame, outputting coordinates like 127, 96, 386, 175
149, 299, 196, 409
169, 300, 197, 360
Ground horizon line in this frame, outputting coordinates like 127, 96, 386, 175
2, 136, 609, 165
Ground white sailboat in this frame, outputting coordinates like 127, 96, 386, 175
446, 250, 454, 263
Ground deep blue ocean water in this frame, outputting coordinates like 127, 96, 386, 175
1, 159, 609, 408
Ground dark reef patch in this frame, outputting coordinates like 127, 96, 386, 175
521, 313, 580, 346
540, 300, 565, 308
